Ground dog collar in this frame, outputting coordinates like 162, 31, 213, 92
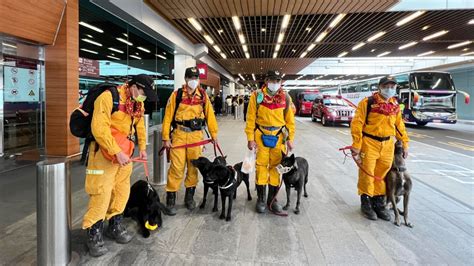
276, 161, 298, 175
396, 166, 407, 172
219, 170, 237, 190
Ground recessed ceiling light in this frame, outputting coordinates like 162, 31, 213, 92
338, 51, 348, 57
396, 11, 425, 27
377, 51, 391, 57
282, 74, 286, 78
82, 38, 102, 47
117, 38, 133, 46
218, 29, 224, 34
130, 55, 141, 60
417, 51, 435, 57
468, 19, 474, 25
232, 16, 241, 30
273, 52, 278, 58
352, 42, 366, 51
307, 44, 316, 51
261, 49, 265, 53
261, 28, 266, 32
239, 34, 246, 44
422, 25, 430, 31
204, 35, 215, 45
300, 52, 308, 58
463, 48, 470, 51
252, 73, 256, 81
245, 52, 250, 59
423, 30, 449, 41
371, 49, 376, 52
231, 50, 235, 53
107, 55, 120, 60
242, 45, 248, 52
79, 22, 104, 33
367, 31, 386, 42
135, 52, 139, 55
2, 42, 17, 49
292, 49, 296, 53
108, 47, 124, 54
277, 33, 285, 43
315, 31, 328, 42
173, 50, 177, 54
86, 34, 93, 38
448, 41, 473, 49
329, 14, 346, 28
306, 27, 312, 32
156, 54, 167, 60
399, 41, 418, 50
123, 33, 128, 37
220, 53, 227, 59
461, 51, 474, 56
281, 14, 291, 29
213, 45, 222, 53
188, 18, 202, 31
275, 44, 281, 51
80, 48, 98, 54
137, 47, 151, 53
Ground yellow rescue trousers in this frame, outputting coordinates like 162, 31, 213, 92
358, 136, 394, 197
255, 129, 285, 186
166, 129, 203, 192
82, 142, 132, 229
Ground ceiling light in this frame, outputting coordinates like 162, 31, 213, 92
86, 34, 93, 38
130, 55, 141, 60
281, 14, 291, 29
245, 52, 250, 59
218, 29, 223, 34
116, 38, 133, 46
220, 53, 227, 59
306, 27, 312, 32
338, 51, 348, 58
173, 50, 177, 54
239, 34, 246, 44
461, 51, 474, 56
282, 74, 286, 78
352, 42, 366, 51
422, 25, 430, 31
315, 31, 328, 42
242, 45, 248, 52
156, 54, 167, 60
188, 18, 202, 31
232, 16, 241, 30
135, 52, 139, 55
423, 30, 448, 41
108, 47, 124, 54
417, 51, 435, 57
377, 51, 391, 57
399, 41, 418, 50
329, 14, 346, 28
80, 48, 98, 54
463, 48, 470, 51
371, 49, 376, 52
252, 73, 256, 81
448, 41, 473, 49
307, 44, 316, 51
277, 33, 285, 43
79, 21, 104, 33
2, 42, 17, 49
137, 47, 151, 53
261, 49, 265, 53
367, 31, 386, 42
261, 28, 266, 32
231, 50, 235, 53
82, 38, 102, 47
468, 19, 474, 25
300, 52, 307, 58
275, 44, 281, 51
107, 55, 120, 60
213, 45, 222, 52
396, 11, 425, 27
238, 73, 245, 80
204, 35, 214, 45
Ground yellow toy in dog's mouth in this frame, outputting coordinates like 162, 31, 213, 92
145, 221, 158, 231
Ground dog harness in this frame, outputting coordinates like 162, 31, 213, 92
219, 168, 238, 190
276, 161, 298, 175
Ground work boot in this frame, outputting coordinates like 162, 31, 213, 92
360, 194, 377, 220
86, 220, 108, 257
184, 187, 196, 210
255, 185, 266, 213
166, 192, 177, 216
105, 214, 133, 244
267, 185, 283, 213
372, 196, 391, 221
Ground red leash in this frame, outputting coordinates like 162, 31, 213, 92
130, 158, 150, 182
158, 139, 226, 162
338, 146, 383, 181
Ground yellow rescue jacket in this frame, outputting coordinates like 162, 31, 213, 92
245, 87, 295, 141
162, 85, 218, 141
91, 85, 147, 155
351, 92, 409, 150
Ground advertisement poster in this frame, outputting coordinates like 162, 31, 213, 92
3, 66, 40, 102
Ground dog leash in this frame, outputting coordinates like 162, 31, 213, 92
338, 146, 383, 181
130, 158, 150, 182
158, 139, 225, 162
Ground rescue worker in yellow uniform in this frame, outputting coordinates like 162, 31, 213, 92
162, 67, 218, 215
82, 74, 157, 257
350, 76, 409, 221
245, 70, 295, 214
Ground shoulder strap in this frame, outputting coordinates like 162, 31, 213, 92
109, 86, 120, 113
366, 96, 374, 125
171, 88, 183, 128
284, 92, 291, 117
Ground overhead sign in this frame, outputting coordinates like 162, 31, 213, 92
3, 66, 39, 102
79, 57, 100, 77
197, 63, 208, 80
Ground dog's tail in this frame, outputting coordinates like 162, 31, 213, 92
157, 202, 173, 216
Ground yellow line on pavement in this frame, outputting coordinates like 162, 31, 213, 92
438, 141, 474, 151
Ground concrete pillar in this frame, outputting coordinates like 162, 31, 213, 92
174, 54, 196, 90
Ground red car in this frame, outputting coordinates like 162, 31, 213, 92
296, 90, 319, 116
311, 95, 355, 126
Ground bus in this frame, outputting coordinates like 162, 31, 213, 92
334, 71, 470, 126
295, 89, 320, 116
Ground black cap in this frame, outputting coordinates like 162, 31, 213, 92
129, 74, 158, 102
378, 76, 398, 86
185, 67, 200, 79
266, 70, 282, 80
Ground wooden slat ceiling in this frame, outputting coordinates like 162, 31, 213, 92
147, 0, 474, 79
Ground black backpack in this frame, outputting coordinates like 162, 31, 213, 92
69, 83, 120, 163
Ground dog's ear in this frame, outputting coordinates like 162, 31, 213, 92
290, 154, 295, 164
281, 151, 287, 158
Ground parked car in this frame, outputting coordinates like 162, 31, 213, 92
311, 95, 355, 126
295, 90, 319, 116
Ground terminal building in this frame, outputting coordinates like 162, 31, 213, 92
0, 0, 473, 265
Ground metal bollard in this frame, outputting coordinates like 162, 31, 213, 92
153, 130, 168, 185
144, 114, 150, 145
37, 159, 71, 266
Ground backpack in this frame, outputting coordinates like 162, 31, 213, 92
69, 83, 120, 163
171, 87, 207, 129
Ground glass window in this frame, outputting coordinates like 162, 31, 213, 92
303, 93, 318, 101
348, 85, 357, 93
323, 98, 349, 106
412, 72, 454, 91
360, 82, 369, 92
394, 74, 409, 90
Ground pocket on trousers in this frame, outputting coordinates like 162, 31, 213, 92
85, 170, 105, 195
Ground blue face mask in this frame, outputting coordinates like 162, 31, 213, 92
380, 88, 396, 99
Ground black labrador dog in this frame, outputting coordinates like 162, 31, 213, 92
207, 162, 252, 221
124, 180, 170, 238
385, 140, 413, 228
279, 153, 309, 214
191, 156, 227, 212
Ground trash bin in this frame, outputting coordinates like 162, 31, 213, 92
36, 158, 71, 266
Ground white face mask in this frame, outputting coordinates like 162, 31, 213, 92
267, 82, 281, 92
380, 88, 396, 99
187, 79, 199, 90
